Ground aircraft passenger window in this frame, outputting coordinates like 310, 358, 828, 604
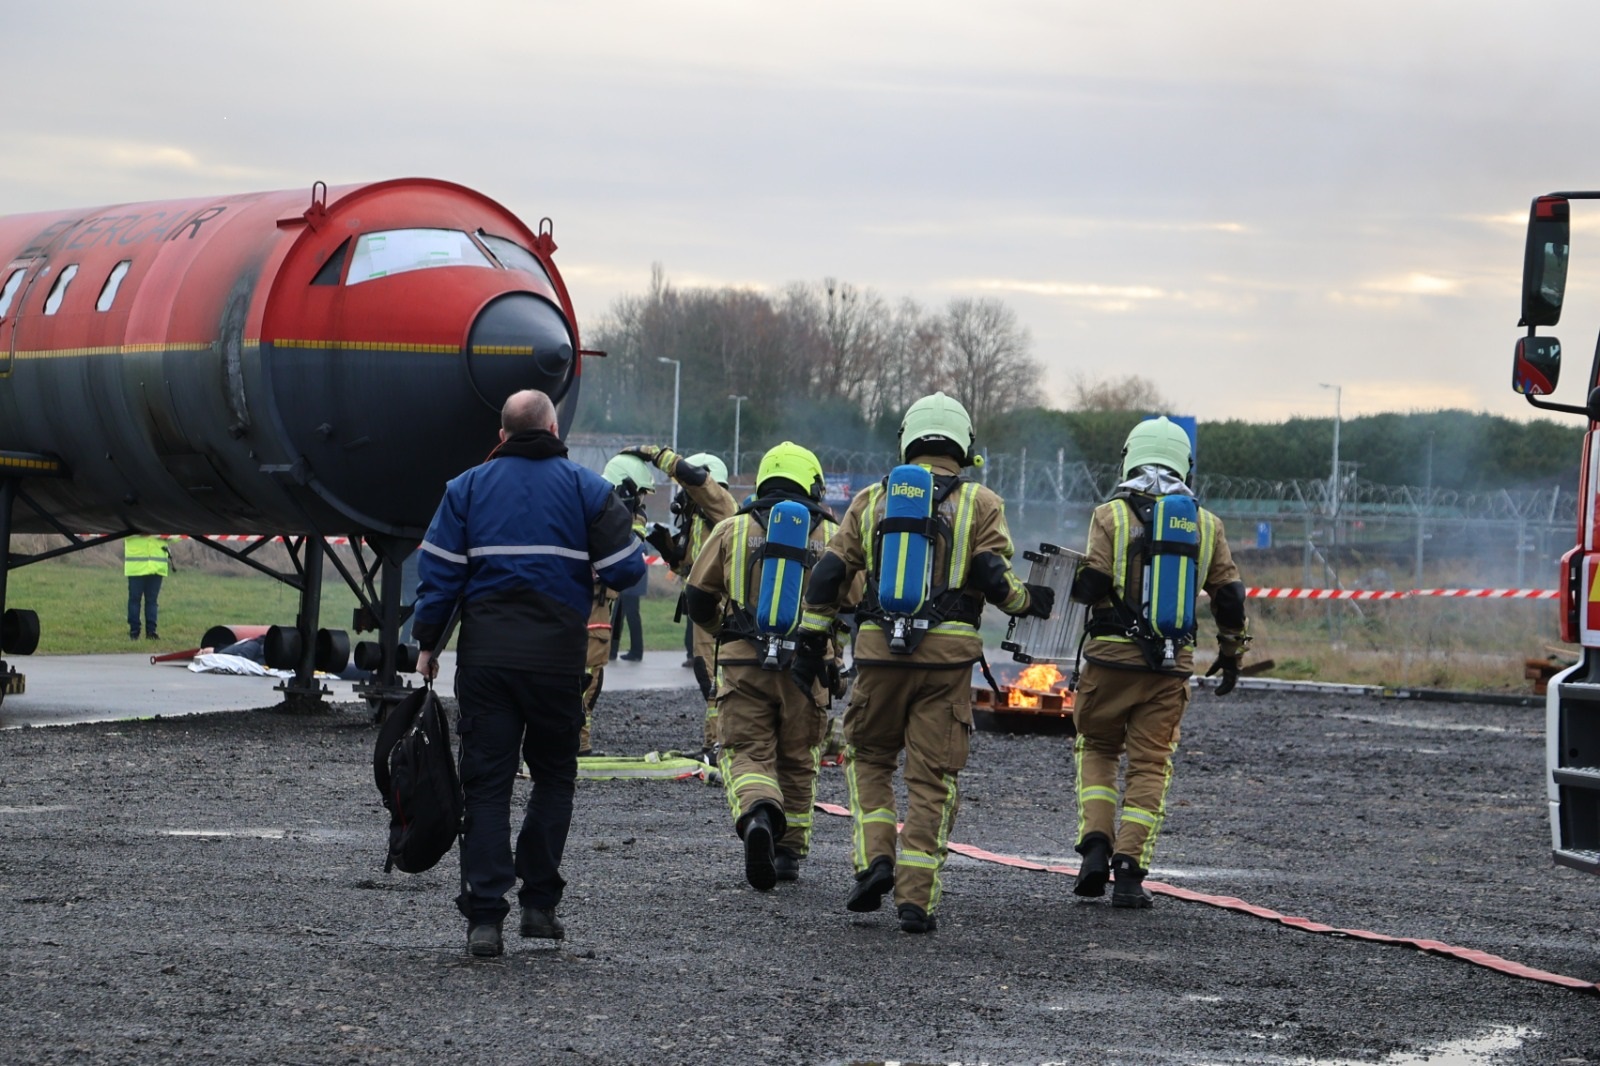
478, 233, 554, 287
96, 261, 132, 311
345, 229, 492, 286
43, 264, 79, 315
0, 268, 24, 317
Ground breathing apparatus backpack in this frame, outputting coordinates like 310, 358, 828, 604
1100, 492, 1202, 670
866, 464, 971, 655
722, 498, 821, 670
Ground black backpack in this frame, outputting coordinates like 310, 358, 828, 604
373, 684, 463, 874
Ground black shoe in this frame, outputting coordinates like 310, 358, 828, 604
846, 856, 895, 913
1073, 833, 1112, 898
576, 748, 604, 758
773, 848, 801, 882
620, 652, 643, 662
898, 902, 937, 933
145, 632, 159, 641
681, 657, 696, 668
519, 906, 565, 940
1111, 854, 1153, 909
467, 922, 504, 957
129, 633, 140, 641
741, 805, 780, 892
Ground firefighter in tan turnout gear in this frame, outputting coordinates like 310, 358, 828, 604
1067, 416, 1250, 908
800, 392, 1055, 932
685, 442, 843, 890
580, 453, 656, 756
623, 445, 738, 759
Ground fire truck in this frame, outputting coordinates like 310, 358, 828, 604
1513, 192, 1600, 872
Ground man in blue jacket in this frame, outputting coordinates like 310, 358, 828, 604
413, 389, 646, 958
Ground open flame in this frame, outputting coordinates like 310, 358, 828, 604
1007, 663, 1067, 707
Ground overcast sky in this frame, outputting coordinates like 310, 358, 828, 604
6, 0, 1600, 425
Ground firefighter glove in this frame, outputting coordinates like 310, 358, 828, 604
1206, 654, 1240, 696
643, 522, 683, 566
624, 444, 680, 473
790, 633, 828, 694
1022, 583, 1056, 619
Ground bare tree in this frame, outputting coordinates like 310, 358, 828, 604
939, 297, 1040, 437
1068, 372, 1169, 412
866, 296, 945, 427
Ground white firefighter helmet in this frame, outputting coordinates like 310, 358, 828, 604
685, 452, 729, 486
899, 391, 974, 464
1121, 417, 1193, 479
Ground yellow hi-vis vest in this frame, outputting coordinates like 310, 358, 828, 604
124, 535, 170, 577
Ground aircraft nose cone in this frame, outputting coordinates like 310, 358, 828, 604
466, 293, 575, 407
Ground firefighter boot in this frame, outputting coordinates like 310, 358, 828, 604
846, 856, 895, 913
1111, 854, 1153, 909
773, 847, 801, 882
739, 802, 785, 892
897, 902, 937, 934
1073, 833, 1112, 898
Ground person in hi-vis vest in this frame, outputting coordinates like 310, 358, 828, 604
124, 534, 172, 640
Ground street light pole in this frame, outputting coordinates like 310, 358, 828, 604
657, 357, 681, 452
1319, 382, 1341, 542
728, 394, 748, 478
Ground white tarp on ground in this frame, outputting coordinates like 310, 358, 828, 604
186, 654, 293, 678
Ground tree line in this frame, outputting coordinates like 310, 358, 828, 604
576, 274, 1582, 492
579, 266, 1041, 456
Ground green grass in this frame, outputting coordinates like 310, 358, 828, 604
7, 562, 363, 654
6, 554, 1570, 694
7, 557, 698, 655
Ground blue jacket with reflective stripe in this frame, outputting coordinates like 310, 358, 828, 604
413, 437, 646, 675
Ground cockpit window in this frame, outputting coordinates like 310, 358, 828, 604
43, 264, 79, 315
0, 268, 24, 317
346, 229, 492, 285
312, 239, 350, 286
478, 233, 554, 287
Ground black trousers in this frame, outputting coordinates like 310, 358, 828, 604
454, 665, 583, 925
610, 593, 643, 658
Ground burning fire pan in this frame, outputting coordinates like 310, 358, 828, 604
973, 663, 1076, 736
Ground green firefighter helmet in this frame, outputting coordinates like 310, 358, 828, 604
1121, 416, 1193, 479
899, 391, 974, 464
756, 441, 824, 500
602, 453, 657, 497
685, 451, 729, 486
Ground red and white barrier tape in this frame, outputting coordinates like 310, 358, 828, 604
1245, 587, 1557, 601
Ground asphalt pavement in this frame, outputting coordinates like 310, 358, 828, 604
0, 649, 698, 730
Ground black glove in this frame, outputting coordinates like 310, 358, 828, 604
1206, 654, 1240, 696
623, 444, 678, 473
643, 523, 683, 566
1022, 583, 1055, 619
789, 633, 828, 694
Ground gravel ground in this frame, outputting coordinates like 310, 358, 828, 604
2, 684, 1599, 1065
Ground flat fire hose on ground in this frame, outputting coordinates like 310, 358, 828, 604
813, 801, 1600, 995
574, 752, 710, 781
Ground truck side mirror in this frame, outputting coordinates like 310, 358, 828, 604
1513, 335, 1562, 395
1521, 196, 1570, 328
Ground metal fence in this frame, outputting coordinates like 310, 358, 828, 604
571, 436, 1575, 591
